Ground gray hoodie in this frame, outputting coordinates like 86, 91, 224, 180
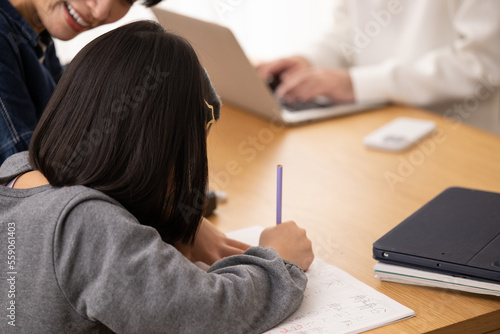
0, 152, 306, 334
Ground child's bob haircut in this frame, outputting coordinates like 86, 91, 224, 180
30, 21, 220, 245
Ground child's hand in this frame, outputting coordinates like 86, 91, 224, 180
259, 221, 314, 271
175, 218, 251, 265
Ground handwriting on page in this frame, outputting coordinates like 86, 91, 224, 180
262, 259, 413, 334
226, 226, 414, 334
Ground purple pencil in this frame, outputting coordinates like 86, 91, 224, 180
276, 164, 283, 224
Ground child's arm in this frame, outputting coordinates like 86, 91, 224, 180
55, 198, 308, 334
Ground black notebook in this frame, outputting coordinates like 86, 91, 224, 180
373, 187, 500, 283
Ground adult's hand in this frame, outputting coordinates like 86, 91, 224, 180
275, 67, 355, 104
256, 56, 311, 82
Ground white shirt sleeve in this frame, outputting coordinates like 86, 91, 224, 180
350, 0, 500, 106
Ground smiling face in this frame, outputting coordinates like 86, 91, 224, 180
12, 0, 134, 40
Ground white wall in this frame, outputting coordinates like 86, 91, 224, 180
54, 0, 333, 65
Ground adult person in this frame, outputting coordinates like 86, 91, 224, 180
0, 21, 313, 333
257, 0, 500, 134
0, 0, 162, 164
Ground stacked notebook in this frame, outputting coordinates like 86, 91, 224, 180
374, 262, 500, 296
372, 187, 500, 296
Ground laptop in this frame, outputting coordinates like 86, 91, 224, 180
373, 187, 500, 283
151, 8, 381, 125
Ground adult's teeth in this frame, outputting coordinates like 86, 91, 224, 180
66, 2, 89, 27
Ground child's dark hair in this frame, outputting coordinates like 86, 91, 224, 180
30, 21, 220, 245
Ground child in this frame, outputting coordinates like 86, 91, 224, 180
0, 21, 313, 333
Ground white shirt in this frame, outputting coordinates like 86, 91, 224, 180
301, 0, 500, 135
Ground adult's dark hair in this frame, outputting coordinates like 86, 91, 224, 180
29, 21, 220, 245
140, 0, 162, 8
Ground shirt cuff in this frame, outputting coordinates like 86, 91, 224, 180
349, 61, 396, 104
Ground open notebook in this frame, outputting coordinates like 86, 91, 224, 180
227, 226, 415, 334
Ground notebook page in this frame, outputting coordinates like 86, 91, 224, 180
227, 226, 415, 334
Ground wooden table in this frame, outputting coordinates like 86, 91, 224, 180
206, 103, 500, 334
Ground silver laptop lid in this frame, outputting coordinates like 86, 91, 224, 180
152, 7, 284, 122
